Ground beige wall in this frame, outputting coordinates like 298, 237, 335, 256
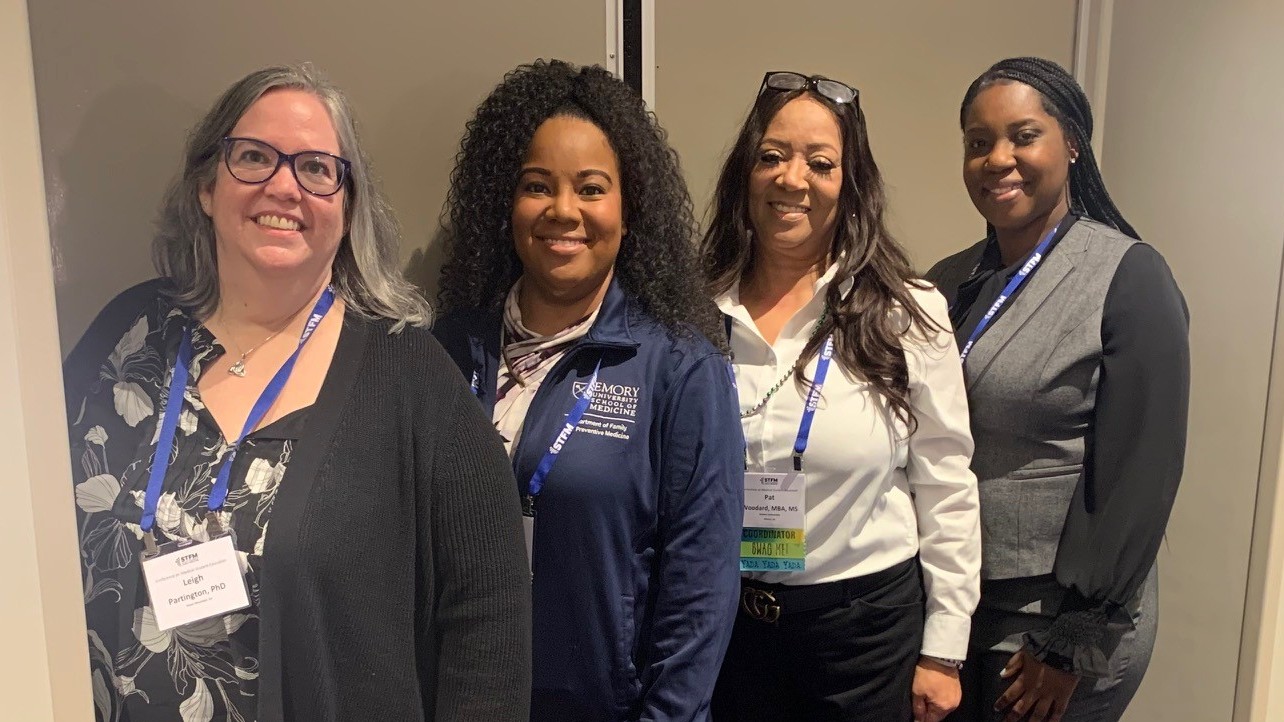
22, 2, 607, 714
34, 0, 1080, 338
653, 0, 1078, 270
1100, 1, 1284, 721
28, 0, 607, 349
21, 2, 1284, 720
660, 4, 1284, 721
1, 0, 92, 718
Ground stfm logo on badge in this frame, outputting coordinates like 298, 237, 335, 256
741, 471, 806, 572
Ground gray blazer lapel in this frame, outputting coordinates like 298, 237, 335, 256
963, 224, 1091, 387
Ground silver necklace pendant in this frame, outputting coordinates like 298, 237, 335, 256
217, 298, 310, 378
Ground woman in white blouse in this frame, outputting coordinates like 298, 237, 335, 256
702, 71, 981, 722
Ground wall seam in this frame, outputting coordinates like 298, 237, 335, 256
1234, 230, 1284, 722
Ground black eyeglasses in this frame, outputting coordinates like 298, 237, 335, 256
758, 71, 860, 106
220, 137, 351, 197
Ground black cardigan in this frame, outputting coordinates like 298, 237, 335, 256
64, 280, 532, 721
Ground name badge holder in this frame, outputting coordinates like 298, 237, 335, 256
521, 357, 603, 578
740, 335, 834, 573
957, 221, 1062, 363
140, 288, 334, 631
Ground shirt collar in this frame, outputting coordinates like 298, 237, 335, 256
716, 259, 847, 342
581, 275, 641, 349
715, 260, 845, 309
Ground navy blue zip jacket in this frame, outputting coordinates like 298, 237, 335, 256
433, 279, 744, 722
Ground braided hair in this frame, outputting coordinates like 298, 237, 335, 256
959, 57, 1139, 240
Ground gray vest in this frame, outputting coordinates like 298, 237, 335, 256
928, 220, 1136, 581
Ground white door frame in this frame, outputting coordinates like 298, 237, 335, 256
0, 0, 93, 718
604, 0, 656, 109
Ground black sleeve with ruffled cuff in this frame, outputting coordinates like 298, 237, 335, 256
1023, 243, 1189, 678
1024, 590, 1138, 677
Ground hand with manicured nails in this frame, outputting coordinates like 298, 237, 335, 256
995, 648, 1080, 722
913, 657, 962, 722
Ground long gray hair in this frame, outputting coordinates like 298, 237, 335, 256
152, 64, 431, 328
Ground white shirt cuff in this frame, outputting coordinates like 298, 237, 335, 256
920, 611, 972, 661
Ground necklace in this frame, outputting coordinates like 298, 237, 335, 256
739, 307, 829, 419
216, 291, 322, 377
224, 330, 283, 377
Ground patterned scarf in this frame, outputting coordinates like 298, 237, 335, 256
493, 279, 598, 455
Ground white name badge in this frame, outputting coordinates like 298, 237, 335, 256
743, 471, 805, 529
141, 534, 251, 631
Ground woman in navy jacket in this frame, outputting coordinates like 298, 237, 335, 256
433, 60, 744, 722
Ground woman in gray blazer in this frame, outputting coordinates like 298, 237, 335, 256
926, 57, 1189, 722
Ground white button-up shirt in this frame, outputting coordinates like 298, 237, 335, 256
717, 264, 982, 659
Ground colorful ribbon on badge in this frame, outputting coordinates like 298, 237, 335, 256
740, 335, 833, 573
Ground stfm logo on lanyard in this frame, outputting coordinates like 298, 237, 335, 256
957, 222, 1062, 364
139, 287, 335, 631
520, 356, 604, 577
740, 334, 834, 574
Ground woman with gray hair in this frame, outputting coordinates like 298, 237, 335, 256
63, 65, 530, 721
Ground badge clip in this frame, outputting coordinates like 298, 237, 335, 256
205, 510, 227, 539
142, 531, 160, 559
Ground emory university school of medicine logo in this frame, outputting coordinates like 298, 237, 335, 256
570, 378, 641, 441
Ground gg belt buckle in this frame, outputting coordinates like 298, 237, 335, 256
741, 587, 781, 623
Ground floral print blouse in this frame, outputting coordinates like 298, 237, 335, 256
70, 298, 307, 722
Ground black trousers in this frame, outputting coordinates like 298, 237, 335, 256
711, 558, 924, 722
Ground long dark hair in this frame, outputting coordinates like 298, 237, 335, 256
438, 59, 723, 348
701, 79, 936, 429
959, 56, 1139, 240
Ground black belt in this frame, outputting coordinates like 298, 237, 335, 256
739, 557, 917, 622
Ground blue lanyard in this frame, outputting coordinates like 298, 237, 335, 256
793, 335, 834, 471
957, 222, 1062, 364
140, 287, 336, 533
526, 357, 602, 499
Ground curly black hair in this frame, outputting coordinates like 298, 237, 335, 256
438, 59, 723, 349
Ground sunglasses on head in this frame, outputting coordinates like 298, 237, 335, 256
758, 71, 860, 106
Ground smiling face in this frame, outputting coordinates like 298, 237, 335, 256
747, 95, 843, 264
198, 88, 346, 283
511, 114, 625, 307
962, 81, 1076, 238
